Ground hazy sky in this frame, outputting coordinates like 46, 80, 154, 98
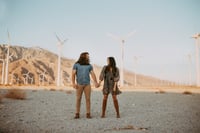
0, 0, 200, 83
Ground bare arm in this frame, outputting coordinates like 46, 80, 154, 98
90, 70, 99, 88
98, 66, 106, 86
71, 69, 77, 89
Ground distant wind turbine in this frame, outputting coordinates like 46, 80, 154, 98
107, 31, 136, 87
55, 33, 68, 87
133, 56, 142, 87
29, 76, 34, 84
39, 70, 47, 86
192, 33, 200, 87
23, 71, 30, 85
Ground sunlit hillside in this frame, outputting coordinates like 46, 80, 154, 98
0, 44, 175, 87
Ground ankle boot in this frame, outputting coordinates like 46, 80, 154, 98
74, 113, 80, 119
113, 100, 120, 118
86, 113, 92, 119
101, 99, 107, 118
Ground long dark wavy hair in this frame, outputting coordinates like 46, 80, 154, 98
105, 57, 117, 75
76, 52, 90, 65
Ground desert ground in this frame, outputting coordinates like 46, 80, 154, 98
0, 86, 200, 133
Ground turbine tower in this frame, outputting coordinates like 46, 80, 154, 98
0, 59, 5, 84
192, 33, 200, 87
187, 54, 192, 86
133, 56, 142, 87
55, 33, 67, 87
107, 31, 136, 87
5, 31, 11, 85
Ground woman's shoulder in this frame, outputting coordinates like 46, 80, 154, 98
116, 67, 120, 71
100, 65, 107, 72
102, 65, 107, 70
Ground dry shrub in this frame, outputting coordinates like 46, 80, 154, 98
50, 88, 56, 91
183, 91, 192, 95
119, 125, 148, 131
59, 89, 64, 92
155, 89, 165, 94
66, 90, 72, 94
105, 125, 148, 131
5, 89, 26, 100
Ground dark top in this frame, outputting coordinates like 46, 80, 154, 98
99, 66, 121, 95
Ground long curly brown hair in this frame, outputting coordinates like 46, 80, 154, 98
76, 52, 90, 65
105, 57, 117, 75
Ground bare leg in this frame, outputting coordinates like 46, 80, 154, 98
112, 95, 120, 118
101, 95, 108, 118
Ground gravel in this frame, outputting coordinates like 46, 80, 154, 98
0, 89, 200, 133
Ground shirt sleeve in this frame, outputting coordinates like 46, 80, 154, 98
89, 64, 93, 72
73, 63, 77, 70
114, 67, 120, 82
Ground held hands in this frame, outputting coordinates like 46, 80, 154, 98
94, 80, 102, 88
72, 83, 78, 89
94, 82, 100, 88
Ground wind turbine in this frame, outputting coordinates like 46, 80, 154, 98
107, 31, 136, 87
192, 33, 200, 87
23, 71, 30, 85
39, 70, 47, 86
55, 33, 68, 87
133, 56, 142, 87
29, 76, 34, 85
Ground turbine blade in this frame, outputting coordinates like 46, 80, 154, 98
55, 33, 62, 43
106, 32, 120, 41
124, 30, 136, 40
62, 38, 68, 44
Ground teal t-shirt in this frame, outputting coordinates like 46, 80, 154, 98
73, 63, 93, 85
